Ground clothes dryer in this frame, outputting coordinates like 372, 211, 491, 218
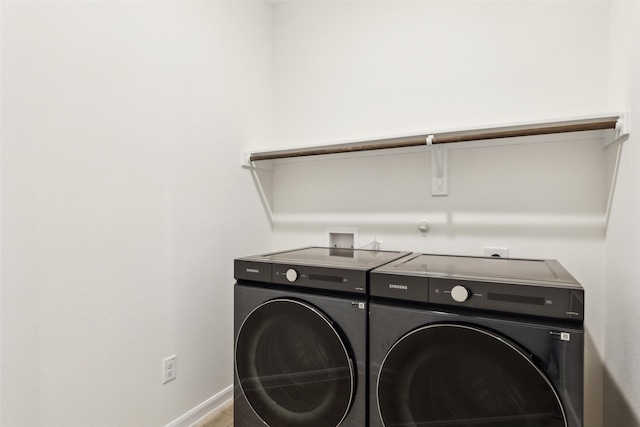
234, 247, 409, 427
369, 254, 584, 427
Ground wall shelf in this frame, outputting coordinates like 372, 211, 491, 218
244, 113, 628, 163
242, 112, 629, 197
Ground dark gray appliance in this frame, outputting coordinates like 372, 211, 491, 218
234, 247, 410, 427
369, 254, 584, 427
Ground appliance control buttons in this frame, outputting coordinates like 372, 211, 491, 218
285, 268, 298, 282
451, 285, 470, 302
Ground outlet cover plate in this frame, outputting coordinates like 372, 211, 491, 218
163, 355, 177, 384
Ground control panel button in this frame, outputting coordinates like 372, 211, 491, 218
451, 285, 470, 302
285, 268, 298, 282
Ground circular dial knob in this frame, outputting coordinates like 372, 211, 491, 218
285, 268, 298, 282
451, 285, 470, 302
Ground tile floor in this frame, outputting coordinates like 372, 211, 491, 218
192, 401, 233, 427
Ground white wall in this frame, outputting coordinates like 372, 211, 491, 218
271, 2, 613, 426
1, 2, 273, 426
604, 1, 640, 426
273, 1, 609, 147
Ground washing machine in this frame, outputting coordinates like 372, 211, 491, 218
368, 253, 584, 427
234, 247, 410, 427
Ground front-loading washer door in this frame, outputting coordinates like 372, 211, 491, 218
377, 323, 566, 427
235, 298, 355, 427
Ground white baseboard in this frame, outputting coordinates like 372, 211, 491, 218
164, 384, 233, 427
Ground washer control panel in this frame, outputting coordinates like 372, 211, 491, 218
272, 264, 367, 294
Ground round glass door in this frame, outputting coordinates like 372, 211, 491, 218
236, 299, 354, 427
377, 324, 566, 427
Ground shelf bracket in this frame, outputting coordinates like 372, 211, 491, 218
428, 135, 448, 196
241, 152, 273, 171
605, 111, 630, 147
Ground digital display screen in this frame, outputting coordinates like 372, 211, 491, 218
487, 293, 545, 306
309, 274, 344, 283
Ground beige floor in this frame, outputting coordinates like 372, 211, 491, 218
192, 401, 233, 427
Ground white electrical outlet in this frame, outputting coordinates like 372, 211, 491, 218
163, 355, 177, 384
484, 247, 509, 258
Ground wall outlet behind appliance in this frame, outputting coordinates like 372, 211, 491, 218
163, 355, 177, 384
483, 247, 509, 258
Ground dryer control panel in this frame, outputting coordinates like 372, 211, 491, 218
369, 253, 584, 321
429, 278, 584, 321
